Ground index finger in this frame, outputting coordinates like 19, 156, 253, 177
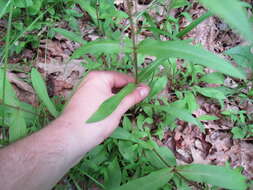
87, 71, 135, 88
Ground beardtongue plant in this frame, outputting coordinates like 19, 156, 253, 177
61, 0, 252, 189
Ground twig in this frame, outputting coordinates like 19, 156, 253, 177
126, 0, 138, 84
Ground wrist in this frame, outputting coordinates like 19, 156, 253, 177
55, 113, 105, 155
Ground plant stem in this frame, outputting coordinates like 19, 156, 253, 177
1, 0, 13, 140
95, 0, 104, 35
126, 0, 138, 84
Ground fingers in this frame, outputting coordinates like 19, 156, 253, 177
115, 84, 150, 116
87, 71, 135, 89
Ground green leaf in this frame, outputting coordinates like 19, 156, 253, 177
158, 105, 204, 131
87, 83, 136, 123
170, 0, 189, 9
145, 146, 176, 169
0, 0, 11, 19
52, 28, 87, 44
31, 68, 59, 117
197, 114, 219, 121
138, 40, 246, 79
184, 91, 199, 112
104, 158, 122, 189
118, 141, 137, 162
9, 110, 27, 142
138, 60, 162, 82
176, 12, 212, 38
76, 0, 97, 24
71, 39, 131, 59
177, 164, 247, 190
28, 0, 42, 15
232, 127, 247, 139
200, 72, 225, 84
195, 86, 227, 100
149, 76, 168, 98
111, 127, 140, 143
0, 69, 27, 141
225, 45, 253, 69
197, 0, 253, 42
113, 168, 173, 190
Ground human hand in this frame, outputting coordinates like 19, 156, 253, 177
60, 71, 150, 152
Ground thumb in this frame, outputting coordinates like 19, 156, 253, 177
116, 84, 150, 115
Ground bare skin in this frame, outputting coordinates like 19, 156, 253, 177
0, 71, 150, 190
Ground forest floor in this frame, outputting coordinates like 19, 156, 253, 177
1, 0, 253, 187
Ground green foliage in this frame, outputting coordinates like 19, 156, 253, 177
138, 39, 246, 79
113, 168, 173, 190
52, 28, 87, 44
176, 11, 212, 38
0, 69, 27, 142
104, 158, 122, 189
72, 39, 132, 59
225, 45, 253, 69
177, 164, 247, 190
31, 68, 59, 117
0, 0, 11, 19
87, 83, 136, 123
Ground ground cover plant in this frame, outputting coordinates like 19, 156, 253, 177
1, 0, 253, 189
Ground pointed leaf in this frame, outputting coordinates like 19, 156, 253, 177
113, 168, 173, 190
31, 68, 59, 117
0, 0, 11, 19
104, 158, 122, 189
138, 60, 162, 82
177, 164, 247, 190
138, 40, 246, 79
52, 28, 87, 44
71, 39, 131, 59
158, 105, 204, 131
176, 12, 212, 38
76, 0, 97, 24
86, 83, 136, 123
0, 69, 27, 141
9, 110, 27, 142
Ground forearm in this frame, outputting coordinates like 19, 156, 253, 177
0, 116, 90, 190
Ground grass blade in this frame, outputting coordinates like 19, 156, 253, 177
31, 68, 59, 117
176, 11, 212, 38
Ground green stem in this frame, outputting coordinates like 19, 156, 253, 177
1, 0, 13, 140
126, 0, 138, 84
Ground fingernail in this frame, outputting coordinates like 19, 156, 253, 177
139, 87, 149, 98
